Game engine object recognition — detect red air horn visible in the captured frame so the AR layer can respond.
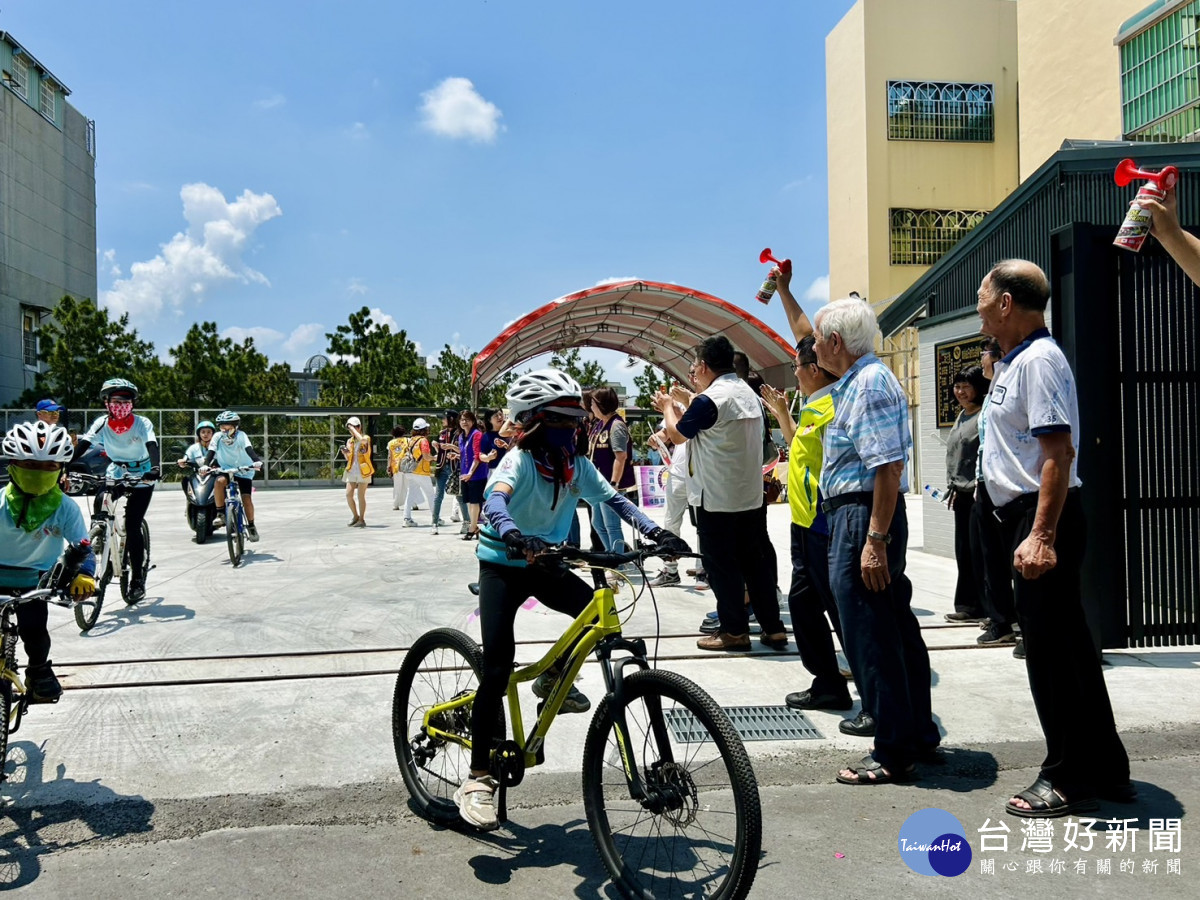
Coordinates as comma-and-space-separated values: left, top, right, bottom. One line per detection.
1114, 158, 1180, 253
755, 248, 792, 304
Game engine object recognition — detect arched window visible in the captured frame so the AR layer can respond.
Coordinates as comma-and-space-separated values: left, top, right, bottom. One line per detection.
887, 81, 994, 141
890, 208, 989, 265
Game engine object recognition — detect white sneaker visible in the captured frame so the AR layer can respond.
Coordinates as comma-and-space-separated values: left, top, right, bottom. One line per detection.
431, 525, 439, 536
453, 775, 500, 830
436, 518, 449, 527
451, 512, 462, 523
402, 518, 418, 527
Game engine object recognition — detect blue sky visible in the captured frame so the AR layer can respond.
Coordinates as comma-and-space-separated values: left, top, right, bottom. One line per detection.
5, 0, 855, 383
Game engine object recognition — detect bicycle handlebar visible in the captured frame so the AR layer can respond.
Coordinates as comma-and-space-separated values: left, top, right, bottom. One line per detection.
513, 542, 702, 567
0, 541, 91, 610
69, 472, 153, 488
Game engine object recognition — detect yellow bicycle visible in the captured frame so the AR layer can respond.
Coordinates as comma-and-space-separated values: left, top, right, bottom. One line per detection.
392, 544, 762, 899
1, 542, 90, 779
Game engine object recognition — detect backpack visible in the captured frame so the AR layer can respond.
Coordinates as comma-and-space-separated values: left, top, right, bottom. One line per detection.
399, 439, 421, 474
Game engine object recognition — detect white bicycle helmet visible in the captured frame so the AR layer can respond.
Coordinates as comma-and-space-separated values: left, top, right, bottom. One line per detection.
506, 369, 586, 423
3, 420, 74, 463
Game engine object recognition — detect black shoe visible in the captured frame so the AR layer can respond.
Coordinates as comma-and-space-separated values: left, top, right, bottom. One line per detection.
127, 578, 146, 603
25, 661, 62, 704
838, 710, 876, 736
247, 523, 260, 543
1013, 638, 1026, 659
699, 618, 721, 634
785, 689, 853, 711
945, 611, 986, 623
978, 623, 1017, 645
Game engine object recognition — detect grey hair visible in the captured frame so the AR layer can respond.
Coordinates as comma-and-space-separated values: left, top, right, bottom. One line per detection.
814, 297, 880, 356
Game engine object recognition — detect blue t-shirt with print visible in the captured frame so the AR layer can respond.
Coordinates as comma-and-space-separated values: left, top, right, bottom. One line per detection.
477, 452, 615, 567
207, 430, 257, 478
84, 415, 157, 479
0, 491, 92, 588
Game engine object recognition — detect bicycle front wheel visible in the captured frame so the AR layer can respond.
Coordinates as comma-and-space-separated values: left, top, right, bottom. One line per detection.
0, 636, 15, 775
392, 627, 502, 826
583, 669, 762, 900
226, 502, 244, 567
75, 557, 113, 631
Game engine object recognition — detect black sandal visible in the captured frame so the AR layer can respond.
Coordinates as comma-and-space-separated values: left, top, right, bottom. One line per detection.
836, 755, 917, 786
1004, 777, 1099, 818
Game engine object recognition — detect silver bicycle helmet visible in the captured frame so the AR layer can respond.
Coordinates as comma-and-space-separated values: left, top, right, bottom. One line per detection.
99, 377, 139, 400
215, 410, 241, 425
506, 369, 586, 423
3, 421, 74, 463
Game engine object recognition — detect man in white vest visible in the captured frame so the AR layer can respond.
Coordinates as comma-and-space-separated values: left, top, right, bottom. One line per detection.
653, 336, 787, 651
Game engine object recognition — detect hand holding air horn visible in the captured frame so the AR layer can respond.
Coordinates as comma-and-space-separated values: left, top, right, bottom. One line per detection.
1114, 158, 1180, 252
755, 248, 792, 304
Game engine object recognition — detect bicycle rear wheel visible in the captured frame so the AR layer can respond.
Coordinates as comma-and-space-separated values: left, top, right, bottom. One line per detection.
582, 669, 761, 900
226, 499, 244, 567
392, 627, 502, 826
120, 521, 151, 604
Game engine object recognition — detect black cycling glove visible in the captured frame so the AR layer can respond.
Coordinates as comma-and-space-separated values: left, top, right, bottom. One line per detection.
503, 531, 550, 560
145, 466, 161, 482
648, 527, 691, 556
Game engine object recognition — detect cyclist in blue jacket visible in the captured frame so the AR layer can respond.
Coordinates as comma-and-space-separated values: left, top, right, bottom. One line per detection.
453, 369, 690, 831
70, 378, 159, 602
1, 421, 96, 702
200, 411, 263, 541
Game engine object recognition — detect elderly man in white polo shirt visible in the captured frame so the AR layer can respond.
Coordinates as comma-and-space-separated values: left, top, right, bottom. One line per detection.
977, 259, 1133, 820
654, 335, 787, 652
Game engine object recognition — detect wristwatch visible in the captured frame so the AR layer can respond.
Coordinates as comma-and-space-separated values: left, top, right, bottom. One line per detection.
867, 530, 892, 544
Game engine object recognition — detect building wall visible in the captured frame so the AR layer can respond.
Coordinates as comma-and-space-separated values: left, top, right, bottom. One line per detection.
1017, 0, 1144, 180
827, 0, 1019, 305
0, 51, 96, 405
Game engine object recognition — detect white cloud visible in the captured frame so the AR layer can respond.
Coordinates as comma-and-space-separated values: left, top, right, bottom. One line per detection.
803, 274, 830, 303
347, 278, 368, 296
254, 93, 286, 110
101, 248, 122, 278
368, 307, 398, 331
594, 276, 638, 286
222, 325, 284, 345
283, 323, 325, 357
419, 77, 503, 143
101, 183, 282, 321
346, 122, 370, 141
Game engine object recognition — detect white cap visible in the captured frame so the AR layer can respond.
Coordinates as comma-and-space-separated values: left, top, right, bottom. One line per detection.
346, 416, 362, 428
412, 417, 429, 430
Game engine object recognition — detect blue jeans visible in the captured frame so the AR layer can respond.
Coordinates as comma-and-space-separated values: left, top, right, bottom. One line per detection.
592, 498, 628, 553
828, 496, 938, 770
432, 466, 465, 522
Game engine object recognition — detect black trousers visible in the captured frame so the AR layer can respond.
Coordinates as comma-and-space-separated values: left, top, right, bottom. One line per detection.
470, 561, 594, 773
951, 490, 986, 616
997, 490, 1129, 796
16, 600, 50, 668
828, 497, 938, 769
787, 523, 847, 697
94, 485, 154, 580
972, 486, 1016, 629
695, 505, 783, 636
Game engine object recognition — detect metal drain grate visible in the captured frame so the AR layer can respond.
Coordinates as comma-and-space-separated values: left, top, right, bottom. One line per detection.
665, 705, 823, 743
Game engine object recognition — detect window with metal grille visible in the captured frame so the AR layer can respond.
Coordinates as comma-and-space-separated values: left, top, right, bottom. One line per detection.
890, 208, 988, 266
39, 78, 55, 120
887, 81, 994, 142
11, 55, 28, 99
21, 309, 39, 369
1119, 3, 1200, 140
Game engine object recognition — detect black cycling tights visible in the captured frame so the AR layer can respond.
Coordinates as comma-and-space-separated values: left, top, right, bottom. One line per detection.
93, 485, 155, 581
470, 560, 594, 773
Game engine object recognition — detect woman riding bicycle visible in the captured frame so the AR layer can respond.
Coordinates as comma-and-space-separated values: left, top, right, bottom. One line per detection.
1, 421, 96, 702
70, 378, 159, 603
200, 411, 263, 542
454, 368, 689, 831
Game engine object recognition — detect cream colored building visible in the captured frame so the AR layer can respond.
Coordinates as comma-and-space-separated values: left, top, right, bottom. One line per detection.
826, 0, 1019, 309
1017, 0, 1145, 180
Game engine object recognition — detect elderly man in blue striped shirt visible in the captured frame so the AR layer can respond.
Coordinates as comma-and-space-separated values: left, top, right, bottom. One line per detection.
814, 297, 939, 786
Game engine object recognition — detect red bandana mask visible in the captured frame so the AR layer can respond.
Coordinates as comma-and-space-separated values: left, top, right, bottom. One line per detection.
106, 399, 135, 434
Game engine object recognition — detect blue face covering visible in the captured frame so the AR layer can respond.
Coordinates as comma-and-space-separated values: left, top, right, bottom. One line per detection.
545, 428, 577, 452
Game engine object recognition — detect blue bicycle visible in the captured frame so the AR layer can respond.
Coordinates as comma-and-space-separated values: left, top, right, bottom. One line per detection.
210, 466, 255, 567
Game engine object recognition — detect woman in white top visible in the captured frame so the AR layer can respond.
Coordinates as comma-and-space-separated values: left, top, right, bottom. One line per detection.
342, 417, 373, 527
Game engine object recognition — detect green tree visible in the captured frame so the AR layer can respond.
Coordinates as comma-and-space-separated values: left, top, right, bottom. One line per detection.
316, 307, 429, 407
18, 296, 158, 410
632, 363, 672, 408
549, 347, 606, 387
165, 322, 297, 407
428, 344, 515, 412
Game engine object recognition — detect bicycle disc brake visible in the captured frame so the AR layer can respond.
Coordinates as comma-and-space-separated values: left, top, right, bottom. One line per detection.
647, 760, 699, 827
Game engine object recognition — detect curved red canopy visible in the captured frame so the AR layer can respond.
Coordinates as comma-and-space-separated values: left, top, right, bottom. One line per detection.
471, 280, 797, 396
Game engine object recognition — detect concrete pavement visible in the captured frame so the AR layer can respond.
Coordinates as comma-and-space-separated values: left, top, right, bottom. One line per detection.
2, 486, 1198, 896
